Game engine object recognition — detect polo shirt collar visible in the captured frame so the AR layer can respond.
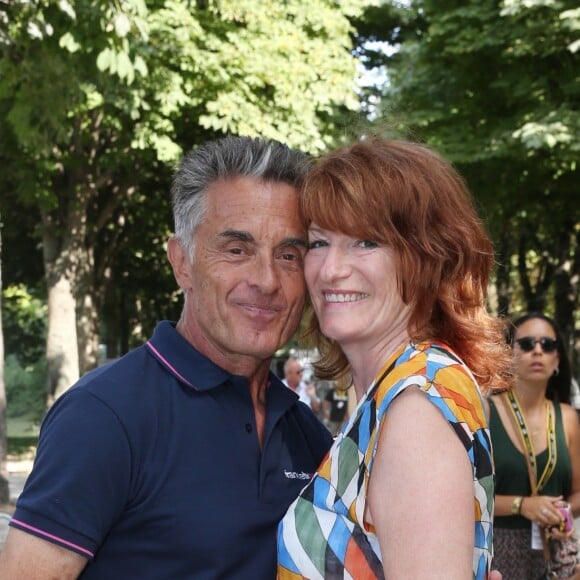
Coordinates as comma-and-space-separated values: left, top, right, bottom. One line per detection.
146, 321, 231, 391
145, 322, 297, 407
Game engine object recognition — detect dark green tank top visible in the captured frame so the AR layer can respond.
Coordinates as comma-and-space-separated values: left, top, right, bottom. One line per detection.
489, 397, 572, 529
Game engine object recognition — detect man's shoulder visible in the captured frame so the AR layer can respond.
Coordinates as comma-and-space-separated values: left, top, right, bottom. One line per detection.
42, 346, 163, 429
72, 345, 153, 396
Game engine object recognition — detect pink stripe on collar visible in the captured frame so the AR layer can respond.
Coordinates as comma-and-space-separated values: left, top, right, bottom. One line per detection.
146, 341, 195, 388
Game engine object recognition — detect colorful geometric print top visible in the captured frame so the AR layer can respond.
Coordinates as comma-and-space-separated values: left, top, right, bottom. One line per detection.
277, 341, 494, 580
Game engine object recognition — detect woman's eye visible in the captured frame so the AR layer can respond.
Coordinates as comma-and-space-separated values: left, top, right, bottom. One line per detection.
308, 239, 327, 250
357, 240, 378, 249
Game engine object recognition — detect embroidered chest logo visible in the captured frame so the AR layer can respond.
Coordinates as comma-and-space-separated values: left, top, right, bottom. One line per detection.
283, 470, 312, 480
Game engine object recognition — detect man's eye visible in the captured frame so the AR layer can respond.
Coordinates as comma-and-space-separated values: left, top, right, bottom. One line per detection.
279, 248, 304, 262
228, 247, 245, 255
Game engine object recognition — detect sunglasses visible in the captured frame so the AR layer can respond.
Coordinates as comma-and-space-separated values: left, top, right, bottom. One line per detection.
514, 336, 558, 353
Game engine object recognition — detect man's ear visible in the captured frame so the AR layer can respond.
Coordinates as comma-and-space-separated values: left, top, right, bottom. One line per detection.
167, 236, 192, 290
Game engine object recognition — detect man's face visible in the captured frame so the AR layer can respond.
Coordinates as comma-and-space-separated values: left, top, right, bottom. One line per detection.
169, 176, 307, 371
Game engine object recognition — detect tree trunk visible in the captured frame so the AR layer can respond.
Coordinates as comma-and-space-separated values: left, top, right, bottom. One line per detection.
554, 268, 575, 359
495, 227, 513, 317
42, 212, 80, 405
102, 279, 121, 361
0, 215, 11, 504
553, 228, 579, 364
76, 245, 100, 376
45, 274, 80, 405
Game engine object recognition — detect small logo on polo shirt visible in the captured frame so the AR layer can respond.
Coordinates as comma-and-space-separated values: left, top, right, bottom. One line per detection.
284, 470, 312, 480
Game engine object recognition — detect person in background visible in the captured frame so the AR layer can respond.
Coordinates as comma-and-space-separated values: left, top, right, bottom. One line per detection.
283, 357, 321, 413
0, 136, 333, 579
277, 137, 511, 579
323, 384, 350, 436
489, 312, 580, 579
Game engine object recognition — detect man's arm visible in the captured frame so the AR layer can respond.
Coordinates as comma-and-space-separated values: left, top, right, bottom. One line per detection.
4, 389, 133, 575
0, 527, 88, 579
322, 398, 331, 422
305, 382, 321, 413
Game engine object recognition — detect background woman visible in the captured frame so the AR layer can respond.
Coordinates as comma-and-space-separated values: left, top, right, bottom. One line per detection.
277, 137, 511, 579
489, 312, 580, 578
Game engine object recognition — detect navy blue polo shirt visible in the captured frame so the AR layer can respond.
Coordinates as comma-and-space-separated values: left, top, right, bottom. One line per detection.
11, 321, 332, 579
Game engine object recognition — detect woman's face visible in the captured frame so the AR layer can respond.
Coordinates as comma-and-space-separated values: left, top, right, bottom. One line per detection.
513, 318, 560, 386
304, 224, 411, 350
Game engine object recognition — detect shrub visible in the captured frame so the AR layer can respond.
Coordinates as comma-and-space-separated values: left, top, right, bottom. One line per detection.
4, 354, 46, 421
3, 284, 46, 366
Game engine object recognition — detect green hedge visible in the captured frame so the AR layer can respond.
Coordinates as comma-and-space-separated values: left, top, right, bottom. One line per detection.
7, 437, 37, 457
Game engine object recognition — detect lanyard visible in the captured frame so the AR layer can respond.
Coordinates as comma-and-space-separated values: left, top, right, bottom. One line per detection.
505, 390, 557, 492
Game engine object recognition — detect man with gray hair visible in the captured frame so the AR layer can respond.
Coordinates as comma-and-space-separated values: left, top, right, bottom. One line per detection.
283, 357, 321, 413
0, 136, 332, 579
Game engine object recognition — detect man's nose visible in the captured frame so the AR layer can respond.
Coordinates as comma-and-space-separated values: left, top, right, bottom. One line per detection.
252, 254, 282, 293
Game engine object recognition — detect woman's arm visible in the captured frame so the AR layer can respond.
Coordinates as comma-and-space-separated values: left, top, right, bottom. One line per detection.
367, 387, 474, 579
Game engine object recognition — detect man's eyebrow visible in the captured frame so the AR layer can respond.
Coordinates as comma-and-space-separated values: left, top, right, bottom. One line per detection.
219, 230, 307, 249
281, 237, 308, 249
219, 229, 254, 242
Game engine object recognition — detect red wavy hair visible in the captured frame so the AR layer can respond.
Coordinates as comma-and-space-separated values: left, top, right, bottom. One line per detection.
301, 137, 511, 392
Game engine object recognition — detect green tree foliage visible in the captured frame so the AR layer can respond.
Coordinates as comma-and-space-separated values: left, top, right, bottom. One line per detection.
360, 0, 579, 350
4, 355, 46, 420
2, 285, 47, 366
0, 0, 370, 402
0, 215, 8, 503
1, 285, 47, 421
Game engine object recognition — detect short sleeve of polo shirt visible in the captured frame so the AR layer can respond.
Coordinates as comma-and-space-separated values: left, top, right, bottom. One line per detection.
10, 388, 132, 558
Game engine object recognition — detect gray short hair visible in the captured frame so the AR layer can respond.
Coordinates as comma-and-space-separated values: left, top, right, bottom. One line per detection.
171, 135, 310, 257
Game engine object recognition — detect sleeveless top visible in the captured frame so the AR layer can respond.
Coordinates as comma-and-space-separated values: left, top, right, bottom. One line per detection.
277, 341, 494, 580
489, 397, 572, 529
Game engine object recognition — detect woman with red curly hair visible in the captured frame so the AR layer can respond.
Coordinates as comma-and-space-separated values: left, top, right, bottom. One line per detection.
277, 137, 511, 579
